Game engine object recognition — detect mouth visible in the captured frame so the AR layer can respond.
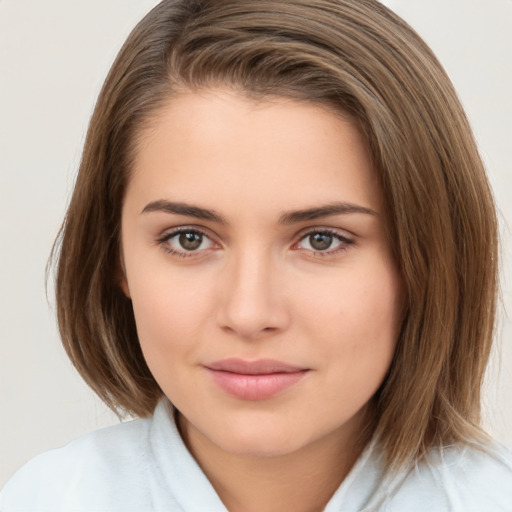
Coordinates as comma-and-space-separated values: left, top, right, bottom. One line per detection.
204, 358, 310, 400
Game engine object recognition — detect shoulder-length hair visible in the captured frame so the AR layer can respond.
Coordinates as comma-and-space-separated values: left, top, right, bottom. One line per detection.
53, 0, 498, 470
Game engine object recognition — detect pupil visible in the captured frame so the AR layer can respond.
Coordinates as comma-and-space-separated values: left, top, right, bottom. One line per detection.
310, 233, 332, 251
179, 232, 202, 250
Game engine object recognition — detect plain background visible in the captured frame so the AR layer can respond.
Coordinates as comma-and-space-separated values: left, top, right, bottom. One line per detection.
1, 0, 511, 488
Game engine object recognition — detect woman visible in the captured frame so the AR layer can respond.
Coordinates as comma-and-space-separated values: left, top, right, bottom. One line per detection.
2, 0, 511, 510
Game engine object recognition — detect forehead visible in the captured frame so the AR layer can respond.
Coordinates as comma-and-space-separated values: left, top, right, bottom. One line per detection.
126, 89, 382, 219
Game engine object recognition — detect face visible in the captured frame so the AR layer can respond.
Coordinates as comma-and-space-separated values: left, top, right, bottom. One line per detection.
121, 89, 402, 458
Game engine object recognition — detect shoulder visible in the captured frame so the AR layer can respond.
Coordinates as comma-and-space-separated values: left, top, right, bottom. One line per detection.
0, 417, 153, 512
385, 442, 512, 512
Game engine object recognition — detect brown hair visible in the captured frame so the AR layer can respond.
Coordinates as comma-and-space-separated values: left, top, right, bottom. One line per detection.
52, 0, 498, 470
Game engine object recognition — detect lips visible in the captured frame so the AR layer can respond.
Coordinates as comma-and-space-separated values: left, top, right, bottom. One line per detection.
204, 358, 309, 400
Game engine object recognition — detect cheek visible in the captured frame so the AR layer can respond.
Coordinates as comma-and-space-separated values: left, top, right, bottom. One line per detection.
301, 262, 400, 330
128, 267, 215, 360
295, 258, 402, 372
314, 273, 400, 414
128, 271, 214, 402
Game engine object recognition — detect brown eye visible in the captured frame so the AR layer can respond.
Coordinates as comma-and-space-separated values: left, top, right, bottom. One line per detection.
160, 229, 215, 255
179, 232, 203, 251
296, 230, 353, 254
309, 233, 333, 251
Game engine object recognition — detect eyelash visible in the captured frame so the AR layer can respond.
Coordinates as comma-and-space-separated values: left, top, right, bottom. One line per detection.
295, 228, 354, 257
156, 227, 354, 258
156, 227, 215, 258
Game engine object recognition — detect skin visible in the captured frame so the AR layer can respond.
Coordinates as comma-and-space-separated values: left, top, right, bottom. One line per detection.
120, 89, 403, 512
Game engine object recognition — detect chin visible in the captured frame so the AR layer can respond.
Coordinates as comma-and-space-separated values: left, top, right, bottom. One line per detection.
217, 432, 306, 458
184, 413, 302, 458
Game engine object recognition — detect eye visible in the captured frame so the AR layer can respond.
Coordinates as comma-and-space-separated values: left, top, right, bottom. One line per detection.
158, 228, 216, 256
296, 229, 353, 254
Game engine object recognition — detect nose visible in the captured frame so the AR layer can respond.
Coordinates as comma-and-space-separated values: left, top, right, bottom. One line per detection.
216, 250, 290, 340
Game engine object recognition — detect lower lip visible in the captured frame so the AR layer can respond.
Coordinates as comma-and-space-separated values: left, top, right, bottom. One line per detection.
206, 369, 308, 400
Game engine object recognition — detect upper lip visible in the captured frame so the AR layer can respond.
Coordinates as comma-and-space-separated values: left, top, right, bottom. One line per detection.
205, 358, 308, 375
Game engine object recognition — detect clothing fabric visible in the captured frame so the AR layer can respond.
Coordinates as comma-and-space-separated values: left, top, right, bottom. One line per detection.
1, 398, 511, 511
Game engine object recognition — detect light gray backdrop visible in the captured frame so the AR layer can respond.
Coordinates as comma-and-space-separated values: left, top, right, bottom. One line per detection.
1, 0, 511, 487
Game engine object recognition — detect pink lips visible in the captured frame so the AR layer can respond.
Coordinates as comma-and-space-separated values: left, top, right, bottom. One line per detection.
205, 358, 309, 400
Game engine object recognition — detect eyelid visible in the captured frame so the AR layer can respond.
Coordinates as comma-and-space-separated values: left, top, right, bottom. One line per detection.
296, 225, 355, 243
297, 225, 355, 238
156, 225, 221, 257
293, 226, 355, 255
155, 224, 354, 258
157, 225, 210, 241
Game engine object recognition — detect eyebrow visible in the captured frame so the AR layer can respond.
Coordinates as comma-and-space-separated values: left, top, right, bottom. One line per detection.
141, 200, 227, 224
278, 202, 377, 224
141, 200, 377, 224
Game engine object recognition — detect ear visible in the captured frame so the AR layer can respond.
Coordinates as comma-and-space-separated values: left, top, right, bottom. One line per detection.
118, 251, 131, 299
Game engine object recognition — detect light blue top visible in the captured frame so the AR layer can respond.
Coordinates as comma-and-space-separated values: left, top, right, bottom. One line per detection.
1, 398, 511, 511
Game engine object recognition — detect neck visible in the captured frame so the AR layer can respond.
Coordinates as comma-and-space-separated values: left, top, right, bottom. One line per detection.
178, 411, 370, 512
